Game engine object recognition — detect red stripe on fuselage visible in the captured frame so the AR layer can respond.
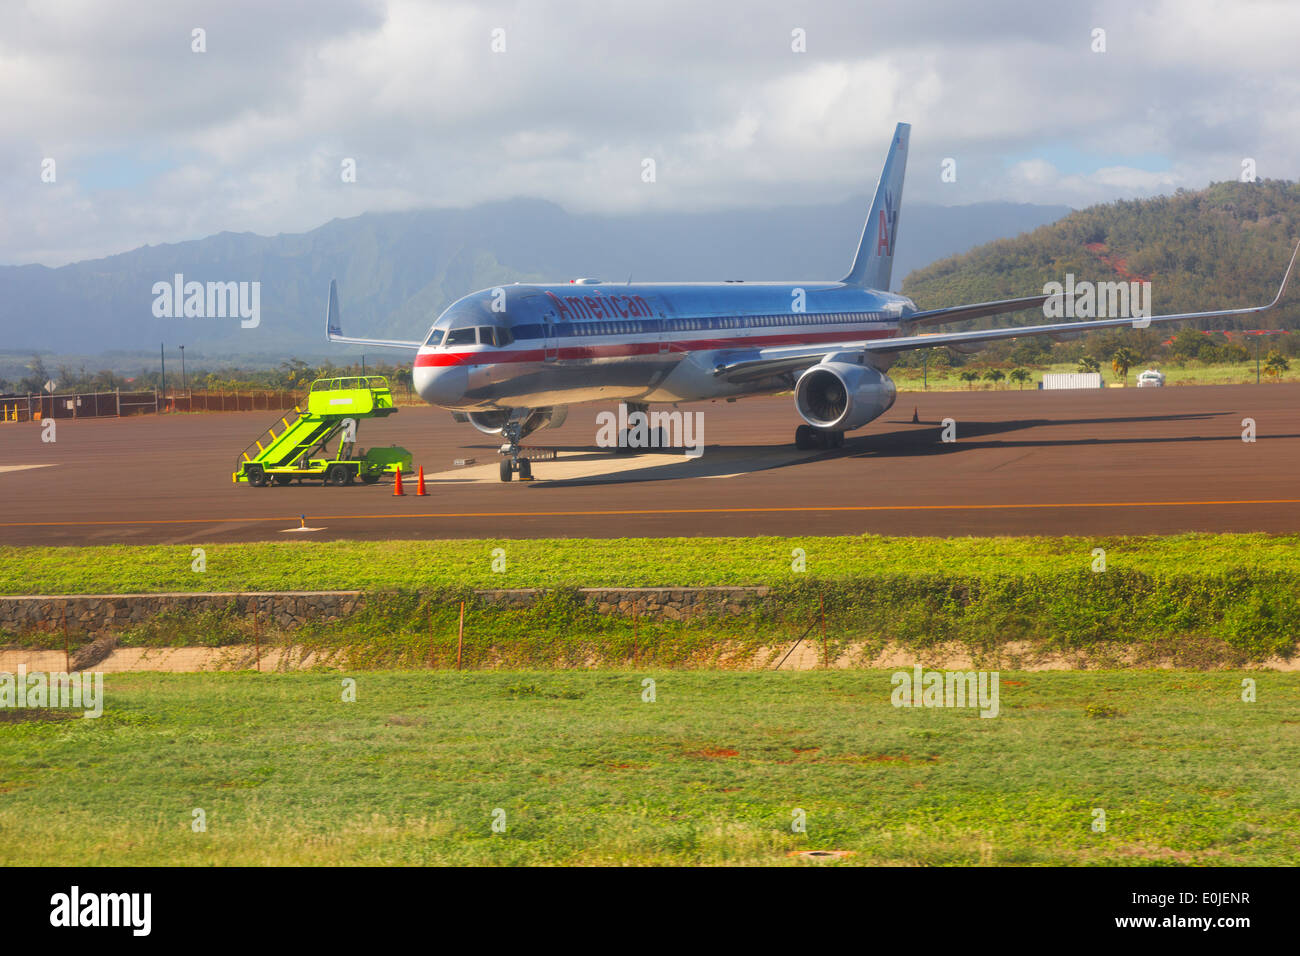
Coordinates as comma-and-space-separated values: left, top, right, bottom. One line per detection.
413, 327, 898, 367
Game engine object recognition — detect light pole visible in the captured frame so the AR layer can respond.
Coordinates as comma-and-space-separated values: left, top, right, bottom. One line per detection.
179, 345, 186, 393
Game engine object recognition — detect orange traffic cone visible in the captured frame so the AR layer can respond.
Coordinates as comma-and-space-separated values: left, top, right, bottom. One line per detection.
393, 465, 405, 496
416, 466, 428, 496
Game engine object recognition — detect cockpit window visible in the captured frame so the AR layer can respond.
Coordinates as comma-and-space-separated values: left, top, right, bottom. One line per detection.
444, 327, 477, 347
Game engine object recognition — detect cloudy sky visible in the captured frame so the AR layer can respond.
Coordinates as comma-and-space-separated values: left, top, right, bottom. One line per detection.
3, 0, 1298, 266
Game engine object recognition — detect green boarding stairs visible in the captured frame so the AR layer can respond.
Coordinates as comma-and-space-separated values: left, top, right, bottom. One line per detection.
232, 376, 413, 487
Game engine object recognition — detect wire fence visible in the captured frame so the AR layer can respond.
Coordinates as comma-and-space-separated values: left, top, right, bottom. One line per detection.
0, 388, 304, 423
165, 390, 302, 413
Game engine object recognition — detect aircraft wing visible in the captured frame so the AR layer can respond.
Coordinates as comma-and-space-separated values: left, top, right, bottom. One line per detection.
713, 240, 1299, 383
325, 279, 424, 350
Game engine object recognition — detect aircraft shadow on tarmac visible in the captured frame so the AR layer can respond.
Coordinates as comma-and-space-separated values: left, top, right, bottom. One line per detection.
859, 411, 1300, 457
456, 442, 809, 486
454, 411, 1297, 486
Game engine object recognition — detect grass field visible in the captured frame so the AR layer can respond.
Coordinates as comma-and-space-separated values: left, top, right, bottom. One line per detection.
891, 360, 1290, 391
0, 670, 1295, 865
4, 532, 1298, 594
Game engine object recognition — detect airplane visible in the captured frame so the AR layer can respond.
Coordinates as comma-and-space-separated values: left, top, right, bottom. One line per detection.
327, 122, 1299, 482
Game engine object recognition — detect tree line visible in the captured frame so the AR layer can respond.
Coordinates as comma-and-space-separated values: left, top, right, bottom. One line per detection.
0, 356, 414, 397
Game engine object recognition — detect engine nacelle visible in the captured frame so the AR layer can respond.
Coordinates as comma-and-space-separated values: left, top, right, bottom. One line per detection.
466, 406, 568, 438
466, 410, 509, 435
794, 362, 896, 431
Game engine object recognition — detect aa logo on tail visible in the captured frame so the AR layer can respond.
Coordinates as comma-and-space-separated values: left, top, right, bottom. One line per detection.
876, 189, 898, 257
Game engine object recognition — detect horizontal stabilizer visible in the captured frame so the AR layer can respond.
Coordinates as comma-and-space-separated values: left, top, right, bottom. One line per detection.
325, 279, 424, 350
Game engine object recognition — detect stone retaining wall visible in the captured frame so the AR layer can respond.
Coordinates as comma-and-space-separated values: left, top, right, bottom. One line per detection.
479, 587, 770, 619
0, 591, 365, 636
0, 587, 771, 637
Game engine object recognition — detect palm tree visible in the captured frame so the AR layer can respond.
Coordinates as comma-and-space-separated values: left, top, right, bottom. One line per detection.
1111, 346, 1141, 384
1077, 355, 1101, 375
278, 358, 315, 390
959, 370, 979, 389
1009, 368, 1031, 389
983, 368, 1006, 388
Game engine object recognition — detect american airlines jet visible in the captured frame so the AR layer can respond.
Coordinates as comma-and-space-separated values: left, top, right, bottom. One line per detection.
328, 123, 1298, 481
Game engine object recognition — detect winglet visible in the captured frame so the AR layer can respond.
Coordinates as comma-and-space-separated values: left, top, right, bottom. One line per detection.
843, 122, 910, 290
1266, 240, 1300, 309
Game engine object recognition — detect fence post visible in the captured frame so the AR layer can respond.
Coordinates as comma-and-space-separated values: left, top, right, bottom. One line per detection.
456, 601, 465, 670
820, 592, 827, 668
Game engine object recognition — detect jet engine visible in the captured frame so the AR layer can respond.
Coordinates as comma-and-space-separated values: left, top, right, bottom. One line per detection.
794, 362, 896, 431
466, 406, 568, 438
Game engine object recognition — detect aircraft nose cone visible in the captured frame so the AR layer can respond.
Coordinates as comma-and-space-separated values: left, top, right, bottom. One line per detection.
414, 364, 467, 407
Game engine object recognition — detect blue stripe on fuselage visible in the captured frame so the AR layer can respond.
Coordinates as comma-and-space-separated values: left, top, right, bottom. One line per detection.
510, 310, 894, 341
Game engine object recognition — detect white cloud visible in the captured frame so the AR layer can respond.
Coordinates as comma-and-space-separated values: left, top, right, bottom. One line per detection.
0, 0, 1296, 265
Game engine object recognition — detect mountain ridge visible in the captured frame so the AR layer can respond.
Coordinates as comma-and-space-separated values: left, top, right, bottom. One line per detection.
1, 197, 1069, 358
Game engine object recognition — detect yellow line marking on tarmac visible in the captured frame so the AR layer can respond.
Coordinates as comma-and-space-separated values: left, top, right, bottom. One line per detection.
2, 498, 1299, 528
0, 464, 55, 474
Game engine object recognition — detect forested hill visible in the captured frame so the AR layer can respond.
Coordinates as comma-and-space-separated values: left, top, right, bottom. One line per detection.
901, 180, 1300, 329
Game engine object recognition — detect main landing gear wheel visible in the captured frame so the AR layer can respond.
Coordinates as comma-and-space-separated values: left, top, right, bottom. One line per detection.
500, 459, 513, 482
518, 459, 533, 481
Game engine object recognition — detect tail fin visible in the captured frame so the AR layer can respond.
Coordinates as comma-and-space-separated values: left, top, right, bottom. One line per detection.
842, 122, 910, 290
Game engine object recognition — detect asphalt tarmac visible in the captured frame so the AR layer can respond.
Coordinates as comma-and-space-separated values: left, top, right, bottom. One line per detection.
1, 383, 1297, 545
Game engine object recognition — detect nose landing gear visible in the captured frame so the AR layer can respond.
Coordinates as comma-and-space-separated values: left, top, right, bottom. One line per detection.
499, 457, 532, 482
498, 421, 534, 482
